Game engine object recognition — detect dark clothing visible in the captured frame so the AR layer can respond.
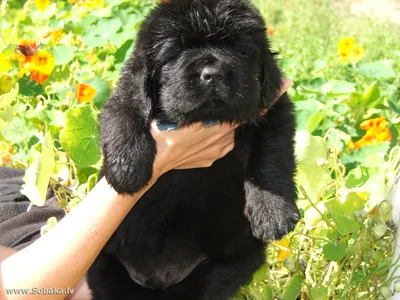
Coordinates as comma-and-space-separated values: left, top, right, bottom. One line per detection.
0, 167, 65, 250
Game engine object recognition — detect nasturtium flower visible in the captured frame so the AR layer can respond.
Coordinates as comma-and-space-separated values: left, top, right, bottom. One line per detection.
68, 0, 104, 8
360, 116, 389, 130
0, 53, 12, 72
29, 50, 56, 84
348, 116, 392, 150
35, 0, 51, 10
338, 37, 365, 63
351, 45, 366, 62
0, 75, 13, 93
75, 84, 97, 103
338, 37, 356, 54
43, 29, 65, 45
276, 238, 292, 261
267, 26, 275, 36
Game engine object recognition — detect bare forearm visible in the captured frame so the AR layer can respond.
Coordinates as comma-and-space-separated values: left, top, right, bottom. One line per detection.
0, 177, 157, 300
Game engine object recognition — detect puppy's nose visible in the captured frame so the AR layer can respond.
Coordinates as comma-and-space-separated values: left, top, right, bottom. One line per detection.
200, 67, 224, 84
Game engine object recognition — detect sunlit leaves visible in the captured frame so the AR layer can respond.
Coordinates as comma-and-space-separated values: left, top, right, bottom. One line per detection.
60, 105, 101, 167
356, 60, 396, 78
325, 193, 365, 235
83, 17, 122, 46
21, 132, 55, 206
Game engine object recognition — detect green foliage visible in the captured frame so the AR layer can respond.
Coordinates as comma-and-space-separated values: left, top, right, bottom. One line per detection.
60, 105, 101, 168
0, 0, 399, 299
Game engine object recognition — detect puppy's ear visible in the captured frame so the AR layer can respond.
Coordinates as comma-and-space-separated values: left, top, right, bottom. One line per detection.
259, 46, 282, 109
100, 54, 157, 194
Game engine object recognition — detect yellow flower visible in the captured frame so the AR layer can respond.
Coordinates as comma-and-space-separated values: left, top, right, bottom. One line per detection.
75, 84, 97, 103
348, 116, 392, 150
43, 29, 65, 45
351, 45, 365, 62
29, 50, 56, 84
338, 37, 356, 54
276, 238, 292, 261
338, 37, 365, 63
35, 0, 51, 10
0, 53, 12, 72
0, 75, 13, 93
69, 0, 104, 8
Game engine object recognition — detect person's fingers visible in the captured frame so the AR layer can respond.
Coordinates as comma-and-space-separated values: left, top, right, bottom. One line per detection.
175, 142, 235, 169
174, 133, 235, 169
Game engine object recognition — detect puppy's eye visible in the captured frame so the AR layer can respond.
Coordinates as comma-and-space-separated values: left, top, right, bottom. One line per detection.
237, 49, 249, 57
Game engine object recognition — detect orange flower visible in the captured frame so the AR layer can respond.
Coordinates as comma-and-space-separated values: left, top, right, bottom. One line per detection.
360, 116, 389, 130
267, 26, 275, 36
348, 116, 392, 150
75, 84, 96, 103
29, 50, 56, 84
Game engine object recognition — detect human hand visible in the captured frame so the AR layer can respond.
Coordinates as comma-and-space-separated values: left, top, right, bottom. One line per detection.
150, 79, 293, 178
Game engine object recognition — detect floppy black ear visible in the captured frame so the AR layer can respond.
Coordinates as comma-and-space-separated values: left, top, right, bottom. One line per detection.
259, 44, 282, 109
100, 53, 157, 194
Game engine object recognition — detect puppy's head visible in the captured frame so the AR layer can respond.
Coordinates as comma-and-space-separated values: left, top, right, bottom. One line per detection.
135, 0, 282, 125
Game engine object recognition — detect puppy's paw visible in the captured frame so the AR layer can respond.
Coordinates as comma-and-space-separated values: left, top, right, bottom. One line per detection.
104, 155, 154, 195
101, 131, 157, 195
244, 184, 300, 241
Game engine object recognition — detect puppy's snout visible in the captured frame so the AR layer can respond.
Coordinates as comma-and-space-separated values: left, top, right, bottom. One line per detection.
200, 66, 224, 84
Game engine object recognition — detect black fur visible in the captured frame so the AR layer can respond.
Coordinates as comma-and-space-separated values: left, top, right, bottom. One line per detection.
88, 0, 300, 299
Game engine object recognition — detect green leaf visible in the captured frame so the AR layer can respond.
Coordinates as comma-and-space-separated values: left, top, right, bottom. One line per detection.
310, 286, 329, 299
0, 83, 18, 109
322, 80, 356, 95
0, 106, 13, 130
325, 193, 365, 235
21, 132, 55, 206
263, 286, 273, 300
388, 100, 400, 113
348, 92, 363, 107
323, 241, 346, 261
60, 105, 101, 167
51, 46, 77, 65
251, 263, 268, 283
295, 131, 332, 189
83, 17, 122, 47
357, 60, 395, 78
2, 117, 36, 144
283, 275, 302, 300
115, 39, 134, 64
18, 76, 44, 96
307, 112, 324, 133
304, 202, 326, 226
85, 77, 111, 109
40, 216, 58, 235
363, 83, 380, 105
345, 165, 369, 188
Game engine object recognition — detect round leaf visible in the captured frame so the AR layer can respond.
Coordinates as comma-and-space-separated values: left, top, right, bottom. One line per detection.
60, 105, 101, 167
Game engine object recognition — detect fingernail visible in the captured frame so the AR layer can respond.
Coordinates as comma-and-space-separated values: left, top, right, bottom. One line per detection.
157, 121, 179, 131
204, 120, 220, 127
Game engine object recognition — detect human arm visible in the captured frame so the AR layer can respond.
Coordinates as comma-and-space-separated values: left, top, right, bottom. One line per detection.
0, 79, 293, 300
0, 121, 239, 300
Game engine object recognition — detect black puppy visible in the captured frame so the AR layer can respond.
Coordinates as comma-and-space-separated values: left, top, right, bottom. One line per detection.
88, 0, 300, 299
